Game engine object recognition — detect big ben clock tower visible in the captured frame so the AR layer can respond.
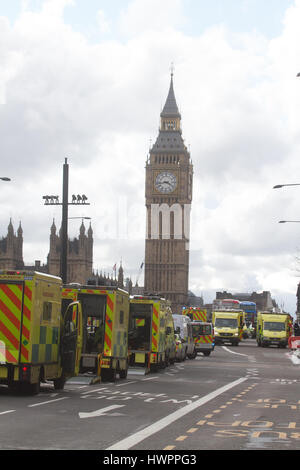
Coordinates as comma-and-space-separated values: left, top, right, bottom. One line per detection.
144, 71, 193, 313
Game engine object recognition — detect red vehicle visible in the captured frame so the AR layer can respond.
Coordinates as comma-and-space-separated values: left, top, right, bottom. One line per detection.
213, 299, 240, 310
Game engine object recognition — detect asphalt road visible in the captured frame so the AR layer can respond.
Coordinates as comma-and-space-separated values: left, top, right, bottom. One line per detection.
1, 338, 299, 453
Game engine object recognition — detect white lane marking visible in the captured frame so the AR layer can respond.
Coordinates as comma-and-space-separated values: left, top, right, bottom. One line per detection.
81, 387, 108, 395
222, 346, 248, 357
0, 410, 15, 415
28, 397, 69, 408
79, 404, 125, 419
106, 377, 247, 450
116, 381, 137, 387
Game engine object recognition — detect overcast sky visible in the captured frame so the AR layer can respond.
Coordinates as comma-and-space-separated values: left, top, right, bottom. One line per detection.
1, 0, 300, 315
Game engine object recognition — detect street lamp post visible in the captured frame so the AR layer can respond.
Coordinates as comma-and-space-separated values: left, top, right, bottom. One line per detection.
61, 159, 69, 285
43, 158, 90, 284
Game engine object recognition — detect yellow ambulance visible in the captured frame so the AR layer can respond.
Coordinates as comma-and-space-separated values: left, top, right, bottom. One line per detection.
128, 296, 176, 372
62, 285, 129, 382
212, 310, 245, 346
0, 271, 82, 394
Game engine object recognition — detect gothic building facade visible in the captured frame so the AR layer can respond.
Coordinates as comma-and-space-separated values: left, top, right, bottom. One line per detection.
0, 219, 24, 270
48, 219, 93, 284
144, 73, 193, 313
0, 219, 93, 284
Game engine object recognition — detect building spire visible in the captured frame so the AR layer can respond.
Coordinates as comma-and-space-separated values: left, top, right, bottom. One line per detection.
7, 218, 14, 237
17, 221, 23, 237
170, 61, 174, 78
161, 65, 180, 119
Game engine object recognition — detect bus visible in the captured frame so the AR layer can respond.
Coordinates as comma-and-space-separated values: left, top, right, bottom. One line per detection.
213, 298, 241, 311
240, 301, 257, 337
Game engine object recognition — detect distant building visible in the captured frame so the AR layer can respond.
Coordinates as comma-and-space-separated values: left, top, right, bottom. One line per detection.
48, 219, 93, 284
0, 220, 140, 294
216, 291, 278, 312
296, 283, 300, 321
88, 265, 128, 290
186, 291, 204, 308
0, 219, 93, 285
87, 272, 118, 288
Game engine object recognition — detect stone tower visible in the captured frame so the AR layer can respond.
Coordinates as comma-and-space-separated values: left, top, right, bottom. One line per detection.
144, 72, 193, 313
118, 262, 124, 288
0, 220, 24, 270
48, 219, 93, 284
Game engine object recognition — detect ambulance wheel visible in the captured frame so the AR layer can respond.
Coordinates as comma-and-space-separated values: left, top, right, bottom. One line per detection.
188, 351, 197, 359
53, 375, 66, 390
20, 380, 40, 395
158, 354, 167, 368
165, 352, 170, 367
119, 368, 128, 379
110, 369, 117, 382
102, 368, 116, 382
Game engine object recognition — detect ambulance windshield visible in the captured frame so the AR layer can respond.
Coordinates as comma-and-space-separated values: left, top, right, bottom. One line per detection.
264, 321, 285, 332
215, 318, 238, 328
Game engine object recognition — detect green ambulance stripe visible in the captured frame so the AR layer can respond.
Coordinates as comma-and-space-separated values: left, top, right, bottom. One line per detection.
32, 326, 59, 363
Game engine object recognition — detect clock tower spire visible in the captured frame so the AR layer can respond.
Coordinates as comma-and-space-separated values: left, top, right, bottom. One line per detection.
144, 71, 193, 313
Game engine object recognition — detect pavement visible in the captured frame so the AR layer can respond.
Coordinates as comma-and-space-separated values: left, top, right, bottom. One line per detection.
66, 375, 96, 385
287, 348, 300, 365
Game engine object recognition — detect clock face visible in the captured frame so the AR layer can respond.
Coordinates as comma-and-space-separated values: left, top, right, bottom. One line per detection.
155, 171, 177, 193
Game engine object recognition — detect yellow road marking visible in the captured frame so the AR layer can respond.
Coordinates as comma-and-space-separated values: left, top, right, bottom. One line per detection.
176, 435, 187, 441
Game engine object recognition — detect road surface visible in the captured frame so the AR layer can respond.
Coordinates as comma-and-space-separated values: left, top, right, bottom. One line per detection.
0, 338, 299, 453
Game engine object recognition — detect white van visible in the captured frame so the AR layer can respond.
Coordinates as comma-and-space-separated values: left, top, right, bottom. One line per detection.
172, 314, 196, 359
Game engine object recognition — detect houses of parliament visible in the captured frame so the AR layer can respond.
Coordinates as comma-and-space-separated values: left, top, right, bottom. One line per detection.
0, 73, 200, 310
